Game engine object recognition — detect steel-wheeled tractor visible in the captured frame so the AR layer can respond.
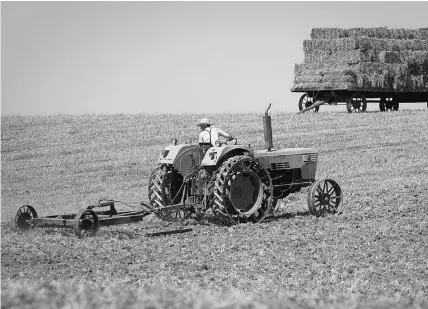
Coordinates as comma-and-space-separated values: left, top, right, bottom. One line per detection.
148, 104, 342, 225
13, 104, 342, 237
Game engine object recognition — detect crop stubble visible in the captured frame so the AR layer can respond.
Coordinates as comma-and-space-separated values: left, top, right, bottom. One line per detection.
1, 110, 428, 306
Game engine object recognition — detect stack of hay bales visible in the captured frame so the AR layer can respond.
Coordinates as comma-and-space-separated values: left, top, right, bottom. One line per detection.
292, 27, 428, 92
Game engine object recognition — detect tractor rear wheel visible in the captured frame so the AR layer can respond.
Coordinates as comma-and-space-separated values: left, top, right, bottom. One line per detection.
307, 179, 342, 216
147, 164, 161, 210
211, 155, 273, 225
148, 164, 191, 222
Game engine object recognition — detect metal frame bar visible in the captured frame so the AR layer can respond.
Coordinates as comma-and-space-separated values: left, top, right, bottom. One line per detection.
25, 203, 192, 229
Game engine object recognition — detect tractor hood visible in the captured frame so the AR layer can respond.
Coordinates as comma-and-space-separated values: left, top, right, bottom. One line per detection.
255, 148, 318, 157
255, 148, 319, 171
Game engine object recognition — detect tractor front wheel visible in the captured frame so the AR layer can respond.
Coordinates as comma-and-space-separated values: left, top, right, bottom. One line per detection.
307, 179, 342, 216
211, 155, 273, 225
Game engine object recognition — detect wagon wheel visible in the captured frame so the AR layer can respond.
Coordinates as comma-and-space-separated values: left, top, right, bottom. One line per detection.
307, 179, 342, 216
392, 96, 399, 111
346, 92, 367, 113
379, 97, 387, 111
73, 209, 99, 238
14, 205, 38, 231
299, 93, 319, 113
380, 97, 399, 111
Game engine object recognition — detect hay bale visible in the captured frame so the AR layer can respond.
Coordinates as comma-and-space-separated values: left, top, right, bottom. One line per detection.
291, 82, 353, 91
304, 38, 428, 53
311, 27, 428, 40
293, 27, 428, 92
303, 49, 378, 64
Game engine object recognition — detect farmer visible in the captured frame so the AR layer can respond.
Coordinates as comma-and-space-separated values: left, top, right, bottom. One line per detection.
197, 118, 233, 151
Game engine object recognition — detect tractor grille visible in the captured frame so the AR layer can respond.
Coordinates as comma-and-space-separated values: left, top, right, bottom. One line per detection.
270, 162, 291, 170
302, 153, 317, 163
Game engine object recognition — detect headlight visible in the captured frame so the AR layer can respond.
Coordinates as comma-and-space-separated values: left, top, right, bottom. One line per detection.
171, 138, 178, 145
162, 150, 170, 158
215, 140, 222, 147
209, 151, 217, 160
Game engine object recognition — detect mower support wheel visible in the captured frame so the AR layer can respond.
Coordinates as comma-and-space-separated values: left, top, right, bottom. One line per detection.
307, 179, 342, 216
14, 205, 38, 231
73, 209, 100, 238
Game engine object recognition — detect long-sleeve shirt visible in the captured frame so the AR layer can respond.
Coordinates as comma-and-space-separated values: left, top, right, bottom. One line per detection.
199, 127, 230, 145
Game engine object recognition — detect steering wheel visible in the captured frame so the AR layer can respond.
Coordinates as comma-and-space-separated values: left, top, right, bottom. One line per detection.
225, 138, 238, 145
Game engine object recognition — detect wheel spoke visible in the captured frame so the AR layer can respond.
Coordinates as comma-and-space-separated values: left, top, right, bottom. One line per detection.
323, 181, 328, 194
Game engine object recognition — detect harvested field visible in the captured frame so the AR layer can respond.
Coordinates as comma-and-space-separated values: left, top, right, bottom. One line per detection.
1, 111, 428, 308
293, 27, 428, 92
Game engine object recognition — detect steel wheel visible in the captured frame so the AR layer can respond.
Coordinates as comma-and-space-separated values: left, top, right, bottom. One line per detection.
148, 164, 192, 222
14, 205, 38, 231
379, 97, 387, 111
392, 97, 399, 111
380, 97, 398, 111
347, 92, 367, 113
307, 179, 342, 216
73, 209, 99, 238
212, 155, 273, 225
299, 93, 319, 113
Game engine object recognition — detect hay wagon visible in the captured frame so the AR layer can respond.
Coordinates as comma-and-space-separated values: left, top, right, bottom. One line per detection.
293, 27, 428, 113
291, 87, 428, 113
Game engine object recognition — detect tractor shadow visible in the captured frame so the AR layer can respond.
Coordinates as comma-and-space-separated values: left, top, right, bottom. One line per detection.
264, 210, 312, 223
190, 209, 313, 227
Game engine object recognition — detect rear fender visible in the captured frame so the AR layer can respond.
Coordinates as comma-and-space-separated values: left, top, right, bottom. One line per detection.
159, 144, 204, 175
201, 145, 254, 166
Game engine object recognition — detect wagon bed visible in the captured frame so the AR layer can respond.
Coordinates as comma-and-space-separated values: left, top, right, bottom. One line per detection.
291, 86, 428, 113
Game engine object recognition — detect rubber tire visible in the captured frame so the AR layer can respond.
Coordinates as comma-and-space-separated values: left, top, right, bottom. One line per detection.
147, 164, 161, 210
211, 155, 273, 225
148, 165, 190, 222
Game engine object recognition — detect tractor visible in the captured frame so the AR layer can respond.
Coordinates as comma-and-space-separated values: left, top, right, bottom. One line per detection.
147, 104, 342, 225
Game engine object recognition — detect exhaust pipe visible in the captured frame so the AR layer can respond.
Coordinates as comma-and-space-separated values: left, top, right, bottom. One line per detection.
263, 103, 273, 151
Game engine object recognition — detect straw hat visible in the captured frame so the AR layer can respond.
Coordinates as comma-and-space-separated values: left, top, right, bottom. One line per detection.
196, 118, 212, 126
